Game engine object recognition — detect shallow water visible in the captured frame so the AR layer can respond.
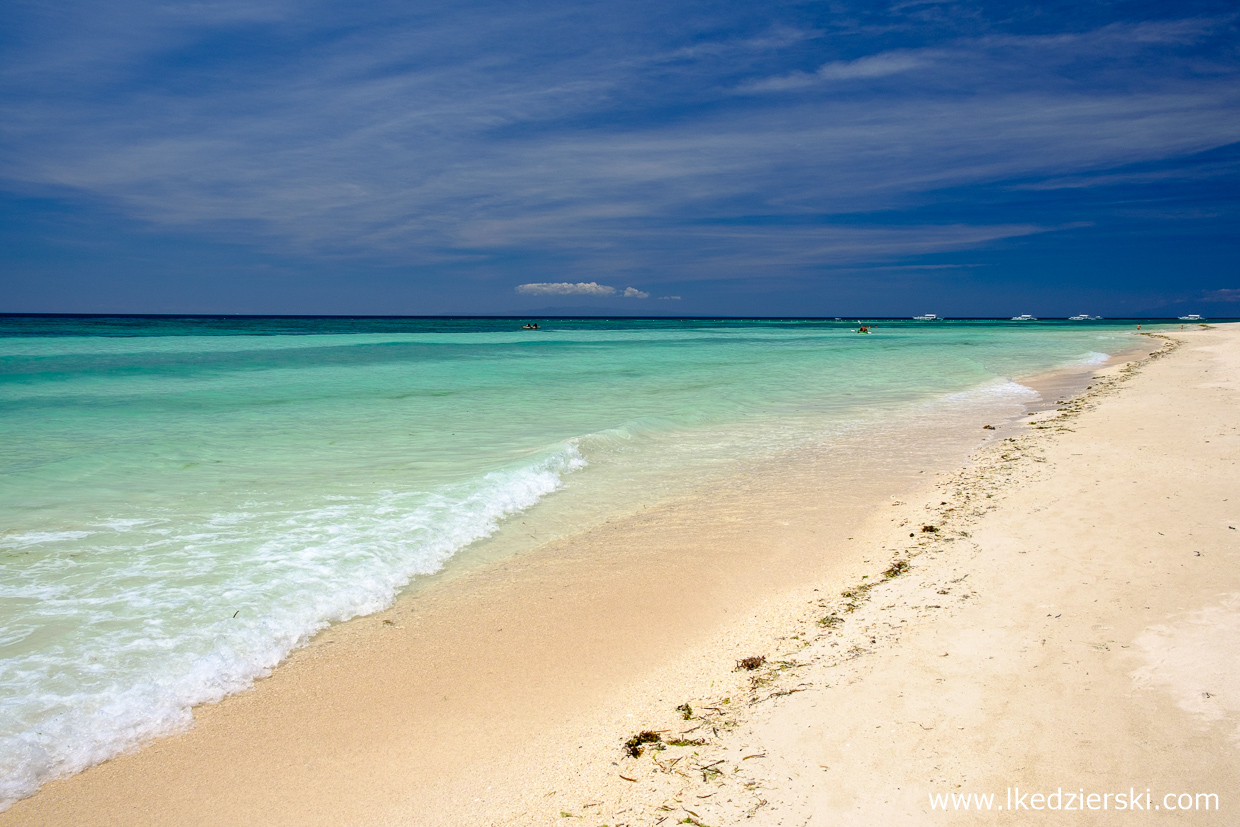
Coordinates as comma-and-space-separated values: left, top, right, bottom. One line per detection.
0, 316, 1147, 805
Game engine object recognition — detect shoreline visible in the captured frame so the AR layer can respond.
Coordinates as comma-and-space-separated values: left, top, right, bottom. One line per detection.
515, 325, 1240, 825
3, 330, 1194, 826
363, 340, 1137, 609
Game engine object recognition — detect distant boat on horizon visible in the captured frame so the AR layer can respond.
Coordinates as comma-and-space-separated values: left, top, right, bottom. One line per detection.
1011, 314, 1037, 321
1178, 314, 1204, 321
912, 313, 939, 321
1068, 314, 1102, 321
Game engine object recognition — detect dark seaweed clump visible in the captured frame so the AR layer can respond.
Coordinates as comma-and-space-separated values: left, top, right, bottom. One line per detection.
624, 730, 662, 758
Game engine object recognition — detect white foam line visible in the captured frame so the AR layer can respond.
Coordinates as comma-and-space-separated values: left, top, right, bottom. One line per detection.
0, 444, 585, 809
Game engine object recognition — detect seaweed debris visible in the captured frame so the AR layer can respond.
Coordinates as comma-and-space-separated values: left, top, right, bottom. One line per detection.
884, 560, 910, 579
624, 730, 663, 758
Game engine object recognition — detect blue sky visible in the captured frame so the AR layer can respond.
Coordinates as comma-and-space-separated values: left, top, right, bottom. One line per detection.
2, 0, 1238, 316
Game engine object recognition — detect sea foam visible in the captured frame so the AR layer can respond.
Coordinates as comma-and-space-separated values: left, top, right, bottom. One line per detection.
1073, 350, 1111, 367
0, 444, 584, 809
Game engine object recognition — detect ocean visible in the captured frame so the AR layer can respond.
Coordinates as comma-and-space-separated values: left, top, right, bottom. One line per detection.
0, 315, 1148, 806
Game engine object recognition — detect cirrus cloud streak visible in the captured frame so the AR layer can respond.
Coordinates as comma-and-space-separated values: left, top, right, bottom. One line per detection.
1, 1, 1237, 305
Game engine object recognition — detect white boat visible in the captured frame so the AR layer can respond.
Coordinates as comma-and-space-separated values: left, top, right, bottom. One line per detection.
1178, 314, 1204, 321
1011, 314, 1036, 321
913, 313, 938, 321
1068, 314, 1102, 321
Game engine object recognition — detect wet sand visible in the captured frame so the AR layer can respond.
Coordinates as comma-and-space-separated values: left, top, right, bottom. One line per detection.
502, 325, 1239, 826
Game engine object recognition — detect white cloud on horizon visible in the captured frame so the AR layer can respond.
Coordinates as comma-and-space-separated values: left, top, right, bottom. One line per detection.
515, 282, 649, 297
516, 281, 616, 296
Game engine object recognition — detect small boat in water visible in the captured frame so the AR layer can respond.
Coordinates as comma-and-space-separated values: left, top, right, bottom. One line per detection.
1011, 314, 1036, 321
1068, 314, 1102, 321
1178, 314, 1204, 321
913, 313, 938, 321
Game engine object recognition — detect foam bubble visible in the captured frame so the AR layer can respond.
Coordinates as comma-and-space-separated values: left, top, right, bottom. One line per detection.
939, 378, 1040, 405
0, 531, 93, 550
0, 444, 584, 809
1072, 350, 1110, 367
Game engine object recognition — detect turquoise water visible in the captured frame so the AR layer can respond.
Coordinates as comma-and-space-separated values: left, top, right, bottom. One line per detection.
0, 316, 1146, 805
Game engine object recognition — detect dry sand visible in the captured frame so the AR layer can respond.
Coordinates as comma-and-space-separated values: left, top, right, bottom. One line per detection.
6, 325, 1237, 826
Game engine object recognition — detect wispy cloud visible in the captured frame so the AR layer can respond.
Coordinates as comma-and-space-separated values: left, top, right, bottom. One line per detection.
734, 20, 1224, 95
739, 50, 924, 92
1, 3, 1237, 299
1013, 158, 1238, 190
568, 222, 1060, 281
1203, 288, 1240, 302
817, 52, 922, 80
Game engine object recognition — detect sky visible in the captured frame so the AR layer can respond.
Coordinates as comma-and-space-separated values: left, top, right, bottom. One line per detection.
1, 0, 1238, 317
